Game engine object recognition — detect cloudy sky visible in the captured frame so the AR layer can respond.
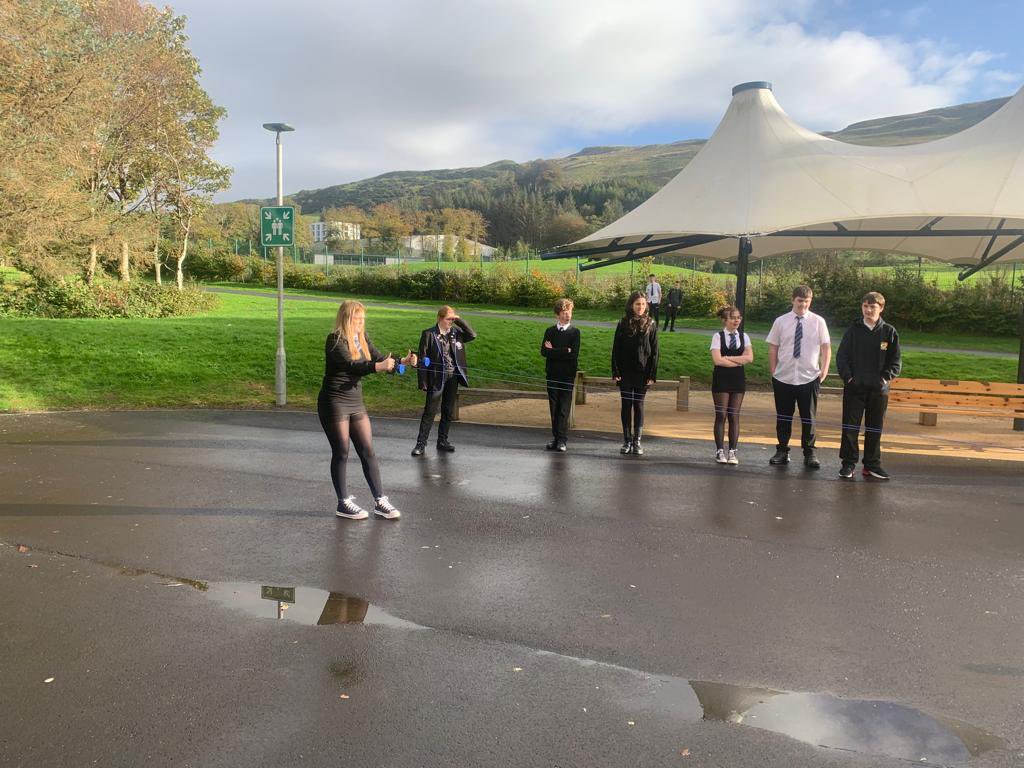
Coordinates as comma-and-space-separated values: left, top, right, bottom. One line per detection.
166, 0, 1024, 201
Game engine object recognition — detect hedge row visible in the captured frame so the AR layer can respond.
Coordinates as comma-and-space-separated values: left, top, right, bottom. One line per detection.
0, 275, 218, 318
190, 253, 1021, 335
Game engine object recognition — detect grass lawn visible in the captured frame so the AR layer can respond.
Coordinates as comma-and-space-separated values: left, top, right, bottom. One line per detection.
1, 292, 1018, 413
208, 283, 1021, 355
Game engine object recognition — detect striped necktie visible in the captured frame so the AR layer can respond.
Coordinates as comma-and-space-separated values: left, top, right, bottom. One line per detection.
729, 332, 737, 350
793, 316, 803, 359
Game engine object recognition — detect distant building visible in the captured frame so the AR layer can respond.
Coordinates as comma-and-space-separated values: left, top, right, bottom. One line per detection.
405, 234, 495, 258
310, 221, 361, 243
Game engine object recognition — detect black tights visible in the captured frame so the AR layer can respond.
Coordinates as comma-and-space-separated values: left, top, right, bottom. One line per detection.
317, 411, 383, 501
712, 392, 745, 450
619, 387, 646, 435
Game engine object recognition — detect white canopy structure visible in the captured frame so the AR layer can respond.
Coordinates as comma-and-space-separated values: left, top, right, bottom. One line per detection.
548, 81, 1024, 273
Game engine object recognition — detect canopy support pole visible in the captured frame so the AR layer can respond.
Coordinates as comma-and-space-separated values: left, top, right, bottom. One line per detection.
735, 237, 751, 319
1016, 304, 1024, 431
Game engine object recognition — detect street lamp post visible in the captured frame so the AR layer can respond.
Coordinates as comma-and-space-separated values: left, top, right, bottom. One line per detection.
263, 122, 295, 406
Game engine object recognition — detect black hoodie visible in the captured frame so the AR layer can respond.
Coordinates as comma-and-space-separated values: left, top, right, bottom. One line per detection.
836, 318, 902, 392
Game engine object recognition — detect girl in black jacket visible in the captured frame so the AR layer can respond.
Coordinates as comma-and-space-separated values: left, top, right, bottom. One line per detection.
318, 300, 416, 519
612, 291, 659, 455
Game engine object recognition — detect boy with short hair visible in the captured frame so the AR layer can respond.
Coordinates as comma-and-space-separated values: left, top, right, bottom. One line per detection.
645, 274, 662, 327
540, 298, 581, 452
663, 280, 682, 332
836, 291, 902, 480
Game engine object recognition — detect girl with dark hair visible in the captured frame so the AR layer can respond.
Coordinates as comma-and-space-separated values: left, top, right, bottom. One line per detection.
318, 300, 416, 520
710, 305, 753, 465
612, 291, 659, 455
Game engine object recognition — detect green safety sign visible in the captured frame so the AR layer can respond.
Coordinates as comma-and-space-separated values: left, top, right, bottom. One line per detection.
261, 585, 296, 603
260, 206, 294, 247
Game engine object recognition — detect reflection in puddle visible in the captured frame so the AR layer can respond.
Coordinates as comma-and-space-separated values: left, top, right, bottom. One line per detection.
646, 677, 1005, 763
203, 582, 426, 629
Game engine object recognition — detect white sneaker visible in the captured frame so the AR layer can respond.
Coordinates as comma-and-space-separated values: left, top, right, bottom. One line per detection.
715, 449, 728, 464
336, 496, 368, 520
727, 449, 739, 465
373, 496, 401, 520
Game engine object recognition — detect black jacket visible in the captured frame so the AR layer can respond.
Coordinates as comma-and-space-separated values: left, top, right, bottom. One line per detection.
836, 319, 902, 392
666, 288, 683, 307
540, 325, 581, 384
320, 332, 388, 395
417, 317, 477, 392
612, 318, 659, 388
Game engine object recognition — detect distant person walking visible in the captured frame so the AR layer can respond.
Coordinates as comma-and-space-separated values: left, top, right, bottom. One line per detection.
836, 292, 902, 481
317, 300, 415, 520
663, 280, 682, 332
645, 274, 662, 327
766, 285, 831, 468
540, 298, 581, 452
412, 305, 477, 456
710, 305, 753, 465
612, 291, 659, 456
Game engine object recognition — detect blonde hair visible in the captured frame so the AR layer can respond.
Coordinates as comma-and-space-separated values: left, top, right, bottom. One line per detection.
332, 300, 369, 360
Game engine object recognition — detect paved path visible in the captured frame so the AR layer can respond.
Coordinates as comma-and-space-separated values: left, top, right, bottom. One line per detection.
207, 287, 1019, 360
2, 411, 1021, 767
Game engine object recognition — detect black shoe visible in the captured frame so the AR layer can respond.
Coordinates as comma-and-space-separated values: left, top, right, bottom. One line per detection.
556, 441, 567, 452
804, 452, 820, 469
411, 444, 425, 457
546, 440, 558, 451
620, 433, 632, 455
436, 440, 455, 453
839, 463, 855, 480
632, 439, 644, 456
769, 448, 790, 465
864, 465, 890, 481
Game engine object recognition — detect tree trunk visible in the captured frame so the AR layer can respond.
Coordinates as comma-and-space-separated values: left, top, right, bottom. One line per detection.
86, 244, 98, 285
176, 228, 190, 291
119, 241, 130, 283
153, 239, 161, 285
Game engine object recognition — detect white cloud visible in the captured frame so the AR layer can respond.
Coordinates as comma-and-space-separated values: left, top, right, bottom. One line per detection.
167, 0, 1017, 200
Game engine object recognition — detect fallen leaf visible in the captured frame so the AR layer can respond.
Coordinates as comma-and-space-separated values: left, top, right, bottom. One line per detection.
680, 748, 691, 757
339, 693, 350, 700
627, 720, 635, 726
600, 614, 612, 619
512, 667, 523, 672
44, 677, 54, 683
17, 544, 29, 553
28, 564, 39, 568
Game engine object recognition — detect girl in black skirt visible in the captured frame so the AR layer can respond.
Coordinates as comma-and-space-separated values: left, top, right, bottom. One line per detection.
612, 291, 659, 455
710, 305, 753, 465
318, 300, 416, 520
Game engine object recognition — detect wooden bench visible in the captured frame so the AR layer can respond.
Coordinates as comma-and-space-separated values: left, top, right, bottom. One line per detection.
887, 378, 1024, 428
577, 373, 691, 412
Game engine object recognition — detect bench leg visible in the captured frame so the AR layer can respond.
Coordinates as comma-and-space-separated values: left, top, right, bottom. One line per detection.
676, 376, 690, 412
918, 411, 937, 426
575, 371, 586, 405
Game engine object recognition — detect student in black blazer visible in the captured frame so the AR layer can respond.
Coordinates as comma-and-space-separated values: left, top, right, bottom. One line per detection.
540, 298, 581, 452
412, 305, 477, 456
612, 291, 659, 455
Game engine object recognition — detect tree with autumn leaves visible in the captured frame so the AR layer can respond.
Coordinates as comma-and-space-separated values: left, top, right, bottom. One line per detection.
0, 0, 229, 289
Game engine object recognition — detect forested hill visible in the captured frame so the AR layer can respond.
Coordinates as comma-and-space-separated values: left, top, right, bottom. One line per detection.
282, 96, 1009, 214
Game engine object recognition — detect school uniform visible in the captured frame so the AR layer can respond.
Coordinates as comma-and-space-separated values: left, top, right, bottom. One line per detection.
612, 318, 659, 448
710, 330, 750, 393
645, 281, 662, 326
663, 287, 682, 331
415, 317, 477, 448
540, 323, 581, 445
765, 310, 830, 456
836, 317, 902, 469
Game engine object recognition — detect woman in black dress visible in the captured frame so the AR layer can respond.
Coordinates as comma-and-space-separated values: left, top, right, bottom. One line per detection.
318, 300, 416, 520
710, 305, 754, 465
612, 291, 659, 455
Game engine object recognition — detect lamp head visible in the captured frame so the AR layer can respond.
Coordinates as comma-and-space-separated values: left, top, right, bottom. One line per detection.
262, 122, 295, 133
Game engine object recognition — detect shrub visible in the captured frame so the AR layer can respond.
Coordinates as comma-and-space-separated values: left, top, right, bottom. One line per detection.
0, 274, 217, 318
185, 251, 247, 282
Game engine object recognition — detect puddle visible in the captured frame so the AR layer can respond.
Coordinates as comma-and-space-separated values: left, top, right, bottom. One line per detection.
202, 582, 427, 629
642, 677, 1005, 763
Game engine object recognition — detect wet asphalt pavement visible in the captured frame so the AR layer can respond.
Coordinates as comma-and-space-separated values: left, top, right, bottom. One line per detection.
1, 410, 1022, 768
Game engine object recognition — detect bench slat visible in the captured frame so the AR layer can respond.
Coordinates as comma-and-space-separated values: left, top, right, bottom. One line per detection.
890, 378, 1024, 396
888, 392, 1024, 411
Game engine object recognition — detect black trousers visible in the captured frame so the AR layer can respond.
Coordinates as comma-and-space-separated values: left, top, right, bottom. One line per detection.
662, 305, 678, 331
648, 302, 660, 326
772, 378, 819, 454
840, 384, 888, 467
547, 380, 574, 442
416, 376, 459, 445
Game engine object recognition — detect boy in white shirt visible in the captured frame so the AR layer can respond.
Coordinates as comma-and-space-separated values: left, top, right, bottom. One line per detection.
765, 285, 831, 468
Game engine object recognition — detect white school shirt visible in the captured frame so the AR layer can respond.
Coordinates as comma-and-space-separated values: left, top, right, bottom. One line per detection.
709, 331, 752, 351
765, 310, 830, 385
645, 281, 662, 304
